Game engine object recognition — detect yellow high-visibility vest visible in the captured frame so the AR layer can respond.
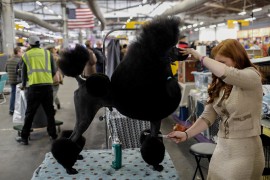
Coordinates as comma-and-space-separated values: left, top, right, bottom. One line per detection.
171, 61, 179, 76
22, 48, 53, 86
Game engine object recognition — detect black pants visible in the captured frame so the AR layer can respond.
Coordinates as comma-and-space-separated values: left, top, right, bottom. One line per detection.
21, 85, 57, 139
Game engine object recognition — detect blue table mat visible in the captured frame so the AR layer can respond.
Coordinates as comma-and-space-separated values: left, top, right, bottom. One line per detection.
32, 148, 179, 180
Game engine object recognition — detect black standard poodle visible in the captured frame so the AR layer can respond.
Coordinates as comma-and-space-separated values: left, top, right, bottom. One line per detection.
52, 15, 188, 174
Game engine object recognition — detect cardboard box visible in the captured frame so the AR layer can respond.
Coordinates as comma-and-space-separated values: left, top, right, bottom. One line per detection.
178, 60, 198, 83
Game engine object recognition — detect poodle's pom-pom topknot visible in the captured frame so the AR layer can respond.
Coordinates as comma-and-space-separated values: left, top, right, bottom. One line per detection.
58, 44, 89, 77
138, 16, 181, 54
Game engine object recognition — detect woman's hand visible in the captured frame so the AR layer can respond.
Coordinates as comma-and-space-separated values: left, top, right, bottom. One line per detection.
179, 48, 202, 60
166, 131, 188, 143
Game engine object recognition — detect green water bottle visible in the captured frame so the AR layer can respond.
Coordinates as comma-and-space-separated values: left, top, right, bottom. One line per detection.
111, 138, 122, 169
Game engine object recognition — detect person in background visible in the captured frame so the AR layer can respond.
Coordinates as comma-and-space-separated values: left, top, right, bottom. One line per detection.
5, 46, 23, 115
243, 40, 250, 49
178, 35, 189, 49
120, 44, 128, 61
84, 40, 97, 77
47, 46, 62, 110
16, 36, 58, 145
250, 40, 260, 49
167, 39, 264, 179
260, 42, 269, 57
94, 40, 106, 73
190, 40, 199, 50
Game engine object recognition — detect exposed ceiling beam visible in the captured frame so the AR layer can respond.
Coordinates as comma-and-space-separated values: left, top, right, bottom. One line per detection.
204, 2, 243, 12
86, 0, 106, 31
229, 0, 242, 5
16, 30, 30, 37
14, 0, 62, 2
14, 9, 63, 32
161, 0, 209, 17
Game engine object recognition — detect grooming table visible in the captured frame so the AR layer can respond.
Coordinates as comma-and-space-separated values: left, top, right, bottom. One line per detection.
32, 148, 180, 180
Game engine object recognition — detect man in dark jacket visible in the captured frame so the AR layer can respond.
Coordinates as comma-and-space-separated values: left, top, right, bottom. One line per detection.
5, 47, 23, 115
86, 40, 105, 73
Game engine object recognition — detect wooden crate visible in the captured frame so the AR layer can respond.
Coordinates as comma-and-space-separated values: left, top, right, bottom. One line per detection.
178, 60, 198, 83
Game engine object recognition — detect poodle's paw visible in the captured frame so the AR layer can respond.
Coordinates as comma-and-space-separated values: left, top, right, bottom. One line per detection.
153, 164, 164, 172
66, 167, 78, 175
77, 154, 83, 160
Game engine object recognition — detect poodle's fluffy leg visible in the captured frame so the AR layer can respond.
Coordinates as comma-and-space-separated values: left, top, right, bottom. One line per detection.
140, 121, 165, 172
150, 120, 162, 137
69, 81, 103, 142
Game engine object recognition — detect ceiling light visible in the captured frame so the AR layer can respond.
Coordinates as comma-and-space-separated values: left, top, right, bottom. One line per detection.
244, 17, 256, 21
252, 8, 262, 12
194, 28, 199, 31
199, 22, 204, 25
193, 24, 198, 27
187, 25, 192, 28
199, 27, 205, 30
36, 1, 42, 6
268, 14, 270, 17
238, 11, 246, 15
209, 25, 216, 28
218, 23, 225, 26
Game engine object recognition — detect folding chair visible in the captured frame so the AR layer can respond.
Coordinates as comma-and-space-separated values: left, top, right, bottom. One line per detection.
0, 73, 8, 104
261, 134, 270, 179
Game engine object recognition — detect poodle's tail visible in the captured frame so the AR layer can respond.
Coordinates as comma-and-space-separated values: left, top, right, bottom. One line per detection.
58, 44, 89, 77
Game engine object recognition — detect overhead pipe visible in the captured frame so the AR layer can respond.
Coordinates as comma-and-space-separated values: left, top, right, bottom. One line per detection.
16, 30, 30, 37
14, 9, 63, 32
86, 0, 106, 31
161, 0, 209, 17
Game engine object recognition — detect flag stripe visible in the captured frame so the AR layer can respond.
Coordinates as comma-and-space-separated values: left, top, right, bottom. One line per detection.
68, 25, 95, 29
67, 8, 95, 29
68, 21, 95, 25
68, 19, 94, 22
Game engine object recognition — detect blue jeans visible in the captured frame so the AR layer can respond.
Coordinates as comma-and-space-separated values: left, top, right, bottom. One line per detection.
9, 84, 16, 113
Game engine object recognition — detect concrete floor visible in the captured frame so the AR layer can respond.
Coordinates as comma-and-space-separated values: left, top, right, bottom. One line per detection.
0, 77, 209, 180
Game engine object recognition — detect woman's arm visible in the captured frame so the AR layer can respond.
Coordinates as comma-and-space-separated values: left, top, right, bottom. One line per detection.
180, 48, 227, 78
167, 118, 209, 143
167, 103, 217, 143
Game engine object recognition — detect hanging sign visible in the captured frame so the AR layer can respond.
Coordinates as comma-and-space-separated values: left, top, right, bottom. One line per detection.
126, 21, 145, 29
227, 20, 250, 29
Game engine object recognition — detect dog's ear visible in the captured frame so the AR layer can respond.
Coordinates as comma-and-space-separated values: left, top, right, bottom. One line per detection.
58, 44, 89, 77
86, 73, 111, 97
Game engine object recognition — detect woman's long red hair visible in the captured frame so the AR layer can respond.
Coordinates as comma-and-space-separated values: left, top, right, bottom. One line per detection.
207, 39, 262, 103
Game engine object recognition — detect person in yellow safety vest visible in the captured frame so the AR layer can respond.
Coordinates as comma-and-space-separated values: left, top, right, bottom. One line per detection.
16, 36, 58, 145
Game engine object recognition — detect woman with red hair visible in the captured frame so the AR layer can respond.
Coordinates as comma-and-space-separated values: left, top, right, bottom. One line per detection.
167, 39, 265, 179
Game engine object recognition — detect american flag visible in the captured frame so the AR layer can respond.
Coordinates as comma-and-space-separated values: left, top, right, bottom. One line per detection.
67, 8, 95, 29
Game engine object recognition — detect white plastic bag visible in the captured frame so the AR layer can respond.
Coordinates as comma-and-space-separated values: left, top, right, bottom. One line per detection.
13, 85, 27, 124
